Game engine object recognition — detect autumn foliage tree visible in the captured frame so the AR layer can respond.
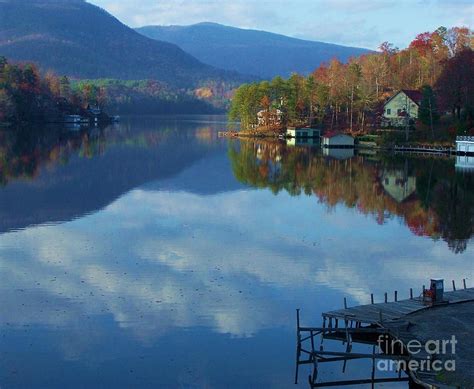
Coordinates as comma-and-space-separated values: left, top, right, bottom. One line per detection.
230, 26, 473, 134
0, 56, 87, 123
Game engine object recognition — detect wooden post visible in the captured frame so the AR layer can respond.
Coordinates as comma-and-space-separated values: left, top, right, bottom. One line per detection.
463, 279, 467, 289
394, 290, 398, 302
371, 293, 374, 304
296, 308, 300, 330
384, 292, 388, 303
452, 280, 456, 291
410, 288, 413, 299
344, 297, 347, 309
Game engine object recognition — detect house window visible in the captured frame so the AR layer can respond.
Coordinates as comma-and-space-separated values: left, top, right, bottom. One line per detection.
386, 108, 391, 115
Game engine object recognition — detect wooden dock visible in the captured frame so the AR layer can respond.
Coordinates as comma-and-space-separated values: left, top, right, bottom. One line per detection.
393, 144, 456, 155
322, 287, 474, 326
296, 281, 474, 388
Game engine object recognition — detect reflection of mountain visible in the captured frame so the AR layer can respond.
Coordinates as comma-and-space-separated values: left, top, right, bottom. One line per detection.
228, 141, 474, 252
0, 118, 234, 233
141, 152, 245, 195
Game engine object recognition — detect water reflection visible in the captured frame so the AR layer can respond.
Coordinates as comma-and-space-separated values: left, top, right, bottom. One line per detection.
0, 116, 234, 233
0, 117, 472, 388
229, 140, 474, 253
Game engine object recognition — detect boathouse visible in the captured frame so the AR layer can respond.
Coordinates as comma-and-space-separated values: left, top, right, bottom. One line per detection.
286, 137, 320, 147
286, 127, 320, 138
456, 135, 474, 155
322, 132, 354, 148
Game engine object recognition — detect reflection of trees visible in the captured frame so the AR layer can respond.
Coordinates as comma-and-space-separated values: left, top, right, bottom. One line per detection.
0, 124, 183, 187
229, 141, 473, 253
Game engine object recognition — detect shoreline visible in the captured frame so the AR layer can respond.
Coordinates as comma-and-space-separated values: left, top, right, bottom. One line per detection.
218, 131, 474, 156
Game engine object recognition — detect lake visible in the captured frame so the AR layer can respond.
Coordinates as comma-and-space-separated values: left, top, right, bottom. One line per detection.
0, 116, 472, 388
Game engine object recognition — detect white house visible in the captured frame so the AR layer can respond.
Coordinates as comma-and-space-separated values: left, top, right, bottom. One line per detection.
257, 109, 283, 126
383, 90, 422, 127
322, 133, 354, 148
286, 127, 320, 138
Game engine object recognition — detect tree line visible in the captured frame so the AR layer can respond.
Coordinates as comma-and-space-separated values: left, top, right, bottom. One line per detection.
0, 57, 92, 123
229, 27, 473, 135
0, 56, 231, 124
72, 79, 225, 115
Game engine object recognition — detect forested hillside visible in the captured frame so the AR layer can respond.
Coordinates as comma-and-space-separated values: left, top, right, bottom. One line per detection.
0, 0, 246, 88
137, 23, 371, 78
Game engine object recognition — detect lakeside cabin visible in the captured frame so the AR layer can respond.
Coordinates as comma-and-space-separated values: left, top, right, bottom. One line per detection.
286, 127, 320, 138
257, 109, 283, 127
322, 132, 354, 148
382, 89, 422, 127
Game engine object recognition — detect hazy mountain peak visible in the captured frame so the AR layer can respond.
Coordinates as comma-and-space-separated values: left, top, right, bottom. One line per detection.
136, 23, 371, 78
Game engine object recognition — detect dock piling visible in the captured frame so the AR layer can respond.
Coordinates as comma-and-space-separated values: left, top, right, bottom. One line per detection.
452, 280, 456, 291
384, 292, 387, 303
410, 288, 413, 299
344, 297, 347, 309
370, 293, 374, 304
463, 279, 467, 289
394, 291, 398, 302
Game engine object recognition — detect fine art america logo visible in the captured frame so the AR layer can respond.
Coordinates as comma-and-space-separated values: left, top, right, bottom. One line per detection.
376, 334, 457, 372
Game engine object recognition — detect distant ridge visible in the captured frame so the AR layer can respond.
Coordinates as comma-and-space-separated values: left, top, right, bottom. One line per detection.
136, 22, 372, 79
0, 1, 246, 87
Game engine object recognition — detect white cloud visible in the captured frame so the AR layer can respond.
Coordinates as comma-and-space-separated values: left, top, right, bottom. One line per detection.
0, 187, 472, 360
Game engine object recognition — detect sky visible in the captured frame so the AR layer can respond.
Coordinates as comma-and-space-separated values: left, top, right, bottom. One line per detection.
89, 0, 473, 49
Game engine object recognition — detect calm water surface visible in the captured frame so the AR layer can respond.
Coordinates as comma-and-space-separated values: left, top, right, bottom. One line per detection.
0, 116, 472, 388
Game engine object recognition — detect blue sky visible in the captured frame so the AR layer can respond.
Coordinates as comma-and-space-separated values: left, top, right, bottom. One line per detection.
89, 0, 473, 49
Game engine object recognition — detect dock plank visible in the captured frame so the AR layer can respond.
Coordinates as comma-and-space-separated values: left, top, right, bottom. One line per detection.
323, 288, 474, 325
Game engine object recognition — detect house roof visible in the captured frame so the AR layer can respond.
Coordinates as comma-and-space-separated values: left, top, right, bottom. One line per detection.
401, 89, 423, 104
384, 89, 423, 107
323, 131, 353, 139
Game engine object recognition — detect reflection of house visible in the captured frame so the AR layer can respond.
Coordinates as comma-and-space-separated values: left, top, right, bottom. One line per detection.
87, 105, 101, 116
323, 147, 354, 160
455, 155, 474, 171
64, 115, 82, 123
322, 133, 354, 148
456, 136, 474, 155
257, 109, 282, 126
383, 90, 422, 127
286, 127, 320, 138
381, 170, 417, 203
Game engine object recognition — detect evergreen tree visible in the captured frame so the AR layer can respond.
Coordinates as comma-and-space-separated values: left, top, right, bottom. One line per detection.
419, 85, 439, 129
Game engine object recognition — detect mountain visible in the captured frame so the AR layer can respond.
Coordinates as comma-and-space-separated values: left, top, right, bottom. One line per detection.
136, 22, 372, 79
0, 1, 245, 87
